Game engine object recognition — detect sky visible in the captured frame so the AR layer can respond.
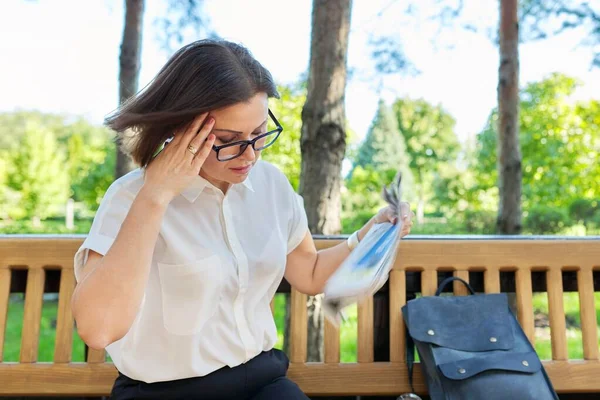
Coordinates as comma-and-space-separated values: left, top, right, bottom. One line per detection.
1, 0, 599, 145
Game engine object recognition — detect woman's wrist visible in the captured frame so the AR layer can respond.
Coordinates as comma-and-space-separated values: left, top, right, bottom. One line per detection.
346, 217, 376, 251
346, 230, 360, 251
138, 184, 173, 210
357, 217, 376, 242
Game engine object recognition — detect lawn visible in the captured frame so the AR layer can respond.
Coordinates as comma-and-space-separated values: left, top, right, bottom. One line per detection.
532, 292, 600, 360
2, 292, 598, 363
263, 293, 359, 362
3, 294, 87, 362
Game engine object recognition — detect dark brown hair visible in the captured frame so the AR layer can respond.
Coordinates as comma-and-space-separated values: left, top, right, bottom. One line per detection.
105, 38, 279, 168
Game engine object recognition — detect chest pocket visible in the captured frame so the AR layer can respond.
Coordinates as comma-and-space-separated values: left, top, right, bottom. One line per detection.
157, 254, 222, 336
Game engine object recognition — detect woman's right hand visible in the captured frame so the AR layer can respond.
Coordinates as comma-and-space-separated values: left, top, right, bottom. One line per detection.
141, 112, 216, 206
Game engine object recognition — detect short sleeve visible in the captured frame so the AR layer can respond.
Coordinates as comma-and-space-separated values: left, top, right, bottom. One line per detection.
287, 189, 309, 254
73, 181, 136, 282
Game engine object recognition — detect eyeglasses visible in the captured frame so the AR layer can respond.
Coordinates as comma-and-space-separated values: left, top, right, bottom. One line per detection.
212, 109, 283, 161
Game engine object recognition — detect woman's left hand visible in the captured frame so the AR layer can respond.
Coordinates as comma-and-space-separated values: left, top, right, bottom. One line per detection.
373, 202, 415, 238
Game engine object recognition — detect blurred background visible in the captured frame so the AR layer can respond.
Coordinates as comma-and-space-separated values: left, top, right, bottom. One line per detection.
1, 0, 599, 237
0, 0, 599, 386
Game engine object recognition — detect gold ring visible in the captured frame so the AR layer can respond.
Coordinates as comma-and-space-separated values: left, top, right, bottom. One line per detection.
187, 145, 198, 155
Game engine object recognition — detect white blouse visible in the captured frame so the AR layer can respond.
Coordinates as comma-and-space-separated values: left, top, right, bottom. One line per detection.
73, 160, 309, 383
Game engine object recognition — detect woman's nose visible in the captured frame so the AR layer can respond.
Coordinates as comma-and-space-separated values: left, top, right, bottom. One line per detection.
240, 143, 256, 161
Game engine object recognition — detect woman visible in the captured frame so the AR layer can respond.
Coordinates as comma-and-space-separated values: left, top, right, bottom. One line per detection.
71, 38, 414, 400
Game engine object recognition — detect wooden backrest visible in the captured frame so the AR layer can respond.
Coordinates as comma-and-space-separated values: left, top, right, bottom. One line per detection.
0, 236, 599, 396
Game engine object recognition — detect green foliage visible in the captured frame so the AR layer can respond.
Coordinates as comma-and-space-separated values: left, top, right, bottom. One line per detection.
4, 122, 69, 221
263, 83, 306, 191
354, 99, 412, 176
0, 110, 69, 150
393, 98, 459, 178
66, 124, 116, 211
0, 153, 8, 218
392, 97, 460, 216
408, 218, 465, 235
344, 97, 461, 232
478, 74, 600, 209
0, 218, 93, 234
569, 198, 599, 224
474, 73, 600, 229
342, 100, 418, 232
586, 213, 600, 235
462, 209, 497, 234
1, 72, 598, 237
524, 205, 571, 234
0, 111, 116, 223
341, 166, 397, 233
431, 163, 483, 219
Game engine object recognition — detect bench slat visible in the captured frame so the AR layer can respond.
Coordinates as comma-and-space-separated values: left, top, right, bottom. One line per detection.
389, 270, 405, 362
0, 268, 10, 362
357, 296, 374, 363
2, 361, 600, 396
2, 237, 599, 397
290, 289, 307, 363
578, 267, 599, 360
516, 268, 535, 345
453, 270, 470, 295
398, 240, 600, 270
324, 319, 339, 363
0, 238, 81, 269
421, 269, 437, 296
54, 268, 75, 363
484, 266, 501, 293
547, 268, 568, 360
20, 268, 45, 363
87, 347, 106, 364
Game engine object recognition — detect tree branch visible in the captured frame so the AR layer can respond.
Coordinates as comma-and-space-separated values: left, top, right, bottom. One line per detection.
154, 0, 217, 54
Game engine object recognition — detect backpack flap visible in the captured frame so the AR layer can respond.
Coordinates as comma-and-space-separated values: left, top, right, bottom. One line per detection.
404, 293, 514, 352
402, 281, 559, 400
438, 351, 542, 380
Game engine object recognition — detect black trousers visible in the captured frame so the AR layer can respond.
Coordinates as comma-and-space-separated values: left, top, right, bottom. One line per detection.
109, 349, 309, 400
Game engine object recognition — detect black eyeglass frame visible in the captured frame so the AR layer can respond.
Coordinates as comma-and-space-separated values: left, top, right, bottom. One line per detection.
212, 109, 283, 161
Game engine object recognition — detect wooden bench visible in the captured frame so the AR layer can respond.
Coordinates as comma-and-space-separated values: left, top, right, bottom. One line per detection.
0, 235, 599, 397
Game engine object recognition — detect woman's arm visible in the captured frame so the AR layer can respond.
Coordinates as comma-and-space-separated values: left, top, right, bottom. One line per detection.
284, 204, 413, 296
71, 189, 169, 349
71, 113, 216, 350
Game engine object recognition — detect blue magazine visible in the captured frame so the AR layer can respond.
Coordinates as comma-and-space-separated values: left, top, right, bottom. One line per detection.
323, 172, 404, 325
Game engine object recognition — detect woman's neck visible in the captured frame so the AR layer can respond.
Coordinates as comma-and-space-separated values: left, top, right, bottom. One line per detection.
199, 170, 231, 195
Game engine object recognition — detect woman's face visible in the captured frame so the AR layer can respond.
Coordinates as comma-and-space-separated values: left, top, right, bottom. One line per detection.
200, 92, 268, 192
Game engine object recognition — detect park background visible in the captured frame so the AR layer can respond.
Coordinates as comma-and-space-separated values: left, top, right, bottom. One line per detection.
1, 0, 599, 392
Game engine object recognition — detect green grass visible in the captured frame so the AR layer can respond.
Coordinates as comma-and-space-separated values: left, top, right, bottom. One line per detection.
534, 329, 596, 360
3, 295, 86, 362
532, 292, 600, 327
271, 294, 358, 362
273, 293, 286, 350
3, 293, 598, 364
532, 292, 600, 360
339, 305, 358, 362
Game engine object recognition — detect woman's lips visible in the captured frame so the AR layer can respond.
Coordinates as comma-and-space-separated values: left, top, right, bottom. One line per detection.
230, 164, 252, 174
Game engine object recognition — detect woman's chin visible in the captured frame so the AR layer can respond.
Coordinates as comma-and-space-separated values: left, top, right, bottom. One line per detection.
227, 173, 249, 183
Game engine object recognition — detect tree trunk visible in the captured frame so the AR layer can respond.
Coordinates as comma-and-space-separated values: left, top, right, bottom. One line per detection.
115, 0, 145, 179
496, 0, 522, 235
299, 0, 352, 364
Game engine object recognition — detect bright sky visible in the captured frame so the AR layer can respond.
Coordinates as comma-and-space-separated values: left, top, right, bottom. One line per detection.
1, 0, 599, 145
